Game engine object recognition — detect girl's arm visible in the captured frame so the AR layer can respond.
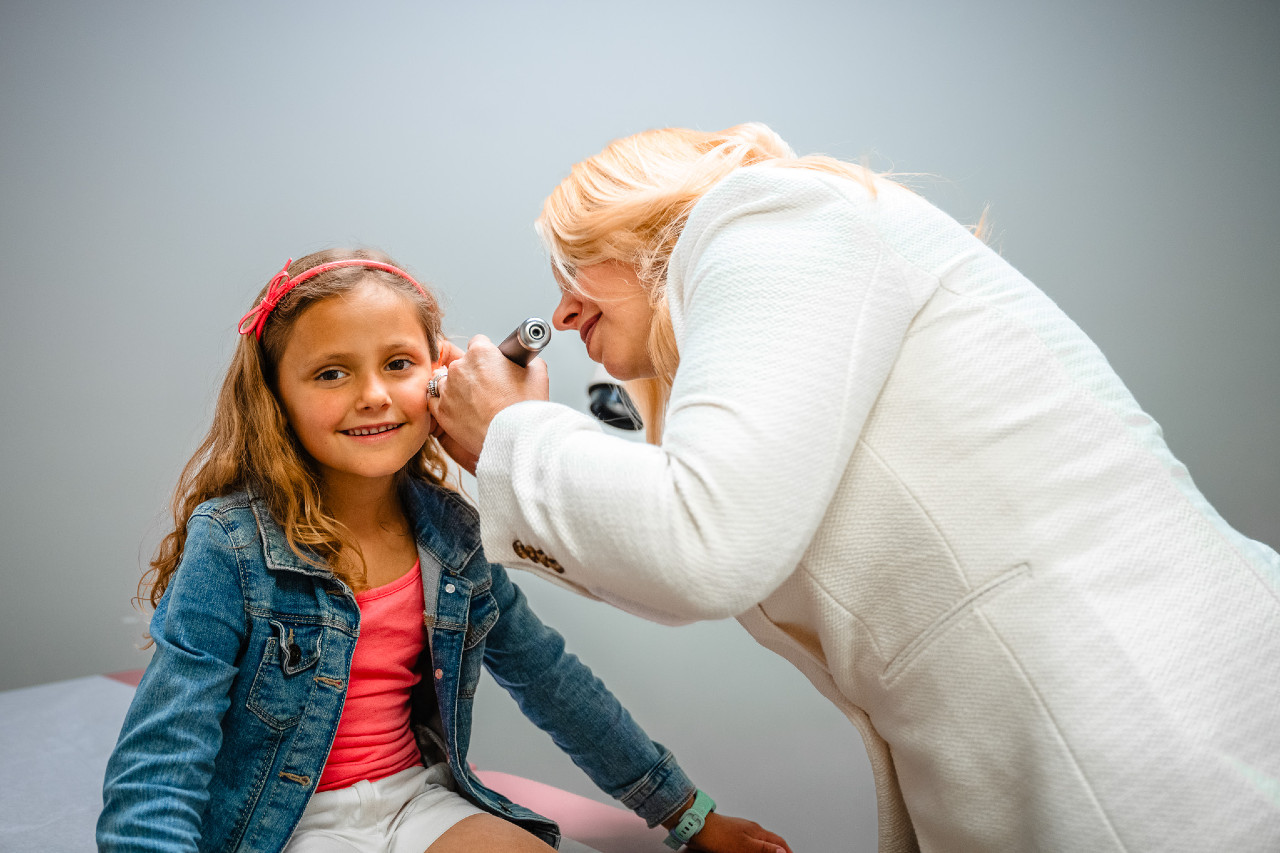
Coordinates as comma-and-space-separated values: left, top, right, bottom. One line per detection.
477, 168, 926, 624
481, 564, 791, 852
97, 513, 248, 853
481, 562, 691, 825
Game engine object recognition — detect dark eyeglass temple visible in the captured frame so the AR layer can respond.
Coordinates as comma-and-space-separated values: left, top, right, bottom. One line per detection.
588, 382, 644, 431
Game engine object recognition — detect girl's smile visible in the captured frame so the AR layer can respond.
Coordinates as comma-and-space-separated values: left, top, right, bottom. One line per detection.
341, 422, 404, 438
275, 279, 435, 490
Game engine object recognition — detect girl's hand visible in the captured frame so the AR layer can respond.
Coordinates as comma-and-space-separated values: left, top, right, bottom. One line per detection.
427, 334, 550, 462
687, 812, 794, 853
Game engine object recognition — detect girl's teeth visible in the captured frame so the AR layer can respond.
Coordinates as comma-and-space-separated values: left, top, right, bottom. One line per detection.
348, 425, 396, 436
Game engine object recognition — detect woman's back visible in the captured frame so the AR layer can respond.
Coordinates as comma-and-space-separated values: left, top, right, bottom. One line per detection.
691, 165, 1280, 851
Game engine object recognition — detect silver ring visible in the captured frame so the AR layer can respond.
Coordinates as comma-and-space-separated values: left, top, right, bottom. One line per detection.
427, 377, 440, 398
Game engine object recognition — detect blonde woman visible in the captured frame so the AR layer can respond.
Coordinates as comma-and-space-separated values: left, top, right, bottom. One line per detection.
428, 124, 1280, 852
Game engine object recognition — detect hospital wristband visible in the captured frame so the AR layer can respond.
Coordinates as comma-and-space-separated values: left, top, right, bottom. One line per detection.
663, 788, 716, 849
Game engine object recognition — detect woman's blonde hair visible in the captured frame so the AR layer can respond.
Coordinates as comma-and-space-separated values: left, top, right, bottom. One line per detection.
141, 248, 448, 608
535, 122, 884, 442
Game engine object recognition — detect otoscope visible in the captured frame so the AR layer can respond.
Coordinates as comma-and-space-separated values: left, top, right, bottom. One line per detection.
493, 317, 642, 431
497, 317, 551, 366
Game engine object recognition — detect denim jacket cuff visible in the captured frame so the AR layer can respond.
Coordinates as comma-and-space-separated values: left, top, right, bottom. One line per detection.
616, 746, 697, 828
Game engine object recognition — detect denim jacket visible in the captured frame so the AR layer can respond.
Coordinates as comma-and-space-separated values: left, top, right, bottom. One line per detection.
97, 477, 694, 852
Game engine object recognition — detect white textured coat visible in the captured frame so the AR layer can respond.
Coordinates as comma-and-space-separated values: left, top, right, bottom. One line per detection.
478, 167, 1280, 852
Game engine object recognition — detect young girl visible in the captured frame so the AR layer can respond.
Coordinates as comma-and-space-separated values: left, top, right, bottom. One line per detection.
96, 249, 791, 853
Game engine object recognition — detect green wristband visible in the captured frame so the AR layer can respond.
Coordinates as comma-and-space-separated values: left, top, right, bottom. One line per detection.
663, 789, 716, 849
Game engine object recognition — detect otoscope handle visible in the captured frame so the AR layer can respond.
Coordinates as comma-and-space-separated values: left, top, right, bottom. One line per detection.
497, 317, 551, 366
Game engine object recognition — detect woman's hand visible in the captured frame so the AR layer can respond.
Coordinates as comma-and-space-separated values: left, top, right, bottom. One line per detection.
429, 340, 481, 475
431, 421, 482, 477
427, 334, 550, 466
687, 812, 793, 853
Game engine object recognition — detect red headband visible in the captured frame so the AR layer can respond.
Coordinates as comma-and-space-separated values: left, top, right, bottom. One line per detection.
238, 258, 431, 339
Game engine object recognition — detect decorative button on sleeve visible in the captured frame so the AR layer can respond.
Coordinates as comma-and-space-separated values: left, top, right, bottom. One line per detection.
512, 539, 565, 574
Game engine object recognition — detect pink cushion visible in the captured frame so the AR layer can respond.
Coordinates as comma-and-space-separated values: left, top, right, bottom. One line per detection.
105, 668, 145, 686
474, 769, 665, 853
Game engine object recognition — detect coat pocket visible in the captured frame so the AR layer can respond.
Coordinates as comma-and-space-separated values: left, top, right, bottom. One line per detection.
247, 619, 323, 729
883, 563, 1031, 685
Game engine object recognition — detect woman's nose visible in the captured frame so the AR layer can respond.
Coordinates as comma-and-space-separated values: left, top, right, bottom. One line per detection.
552, 290, 581, 331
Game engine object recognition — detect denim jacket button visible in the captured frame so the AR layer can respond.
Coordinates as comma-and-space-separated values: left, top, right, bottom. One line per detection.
444, 583, 456, 594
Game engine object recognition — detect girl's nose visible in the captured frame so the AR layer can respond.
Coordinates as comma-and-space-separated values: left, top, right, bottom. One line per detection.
358, 377, 391, 410
552, 290, 582, 331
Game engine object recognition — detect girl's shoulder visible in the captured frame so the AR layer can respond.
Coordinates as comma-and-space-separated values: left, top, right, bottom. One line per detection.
183, 490, 268, 563
191, 490, 253, 520
177, 491, 314, 594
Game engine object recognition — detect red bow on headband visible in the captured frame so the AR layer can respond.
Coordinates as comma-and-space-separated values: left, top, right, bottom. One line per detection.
237, 257, 430, 340
237, 259, 296, 339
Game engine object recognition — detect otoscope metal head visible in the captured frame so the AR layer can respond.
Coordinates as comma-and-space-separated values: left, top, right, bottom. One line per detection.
498, 317, 551, 366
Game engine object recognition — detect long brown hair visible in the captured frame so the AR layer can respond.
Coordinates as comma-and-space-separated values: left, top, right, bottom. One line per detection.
141, 248, 448, 608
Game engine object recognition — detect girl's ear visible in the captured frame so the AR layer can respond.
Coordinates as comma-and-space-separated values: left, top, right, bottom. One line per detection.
433, 338, 466, 372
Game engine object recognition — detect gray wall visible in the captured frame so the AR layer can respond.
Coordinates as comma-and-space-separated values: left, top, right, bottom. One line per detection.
2, 2, 1277, 850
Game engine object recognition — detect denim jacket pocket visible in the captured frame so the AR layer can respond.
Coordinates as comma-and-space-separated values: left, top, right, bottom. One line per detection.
247, 619, 323, 729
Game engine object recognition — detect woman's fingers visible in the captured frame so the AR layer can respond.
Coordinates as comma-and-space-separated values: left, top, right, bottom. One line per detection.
434, 428, 479, 476
435, 337, 467, 370
425, 331, 550, 462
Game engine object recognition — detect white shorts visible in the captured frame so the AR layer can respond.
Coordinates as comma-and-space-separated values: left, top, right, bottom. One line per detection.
283, 764, 485, 853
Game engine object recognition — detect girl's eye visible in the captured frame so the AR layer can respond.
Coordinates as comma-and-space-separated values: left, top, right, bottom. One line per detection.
386, 358, 413, 372
317, 368, 347, 382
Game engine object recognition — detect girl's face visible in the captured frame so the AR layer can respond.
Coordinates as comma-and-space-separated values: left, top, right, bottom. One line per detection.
275, 279, 436, 493
551, 260, 656, 381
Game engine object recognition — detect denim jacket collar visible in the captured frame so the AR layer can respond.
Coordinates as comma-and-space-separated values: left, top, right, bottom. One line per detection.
401, 479, 483, 576
245, 478, 482, 581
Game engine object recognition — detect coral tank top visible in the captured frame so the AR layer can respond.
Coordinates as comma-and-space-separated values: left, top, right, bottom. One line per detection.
317, 561, 426, 791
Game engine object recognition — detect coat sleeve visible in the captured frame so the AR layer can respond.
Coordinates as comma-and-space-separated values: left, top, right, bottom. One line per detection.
480, 563, 695, 828
477, 168, 925, 623
97, 513, 248, 853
